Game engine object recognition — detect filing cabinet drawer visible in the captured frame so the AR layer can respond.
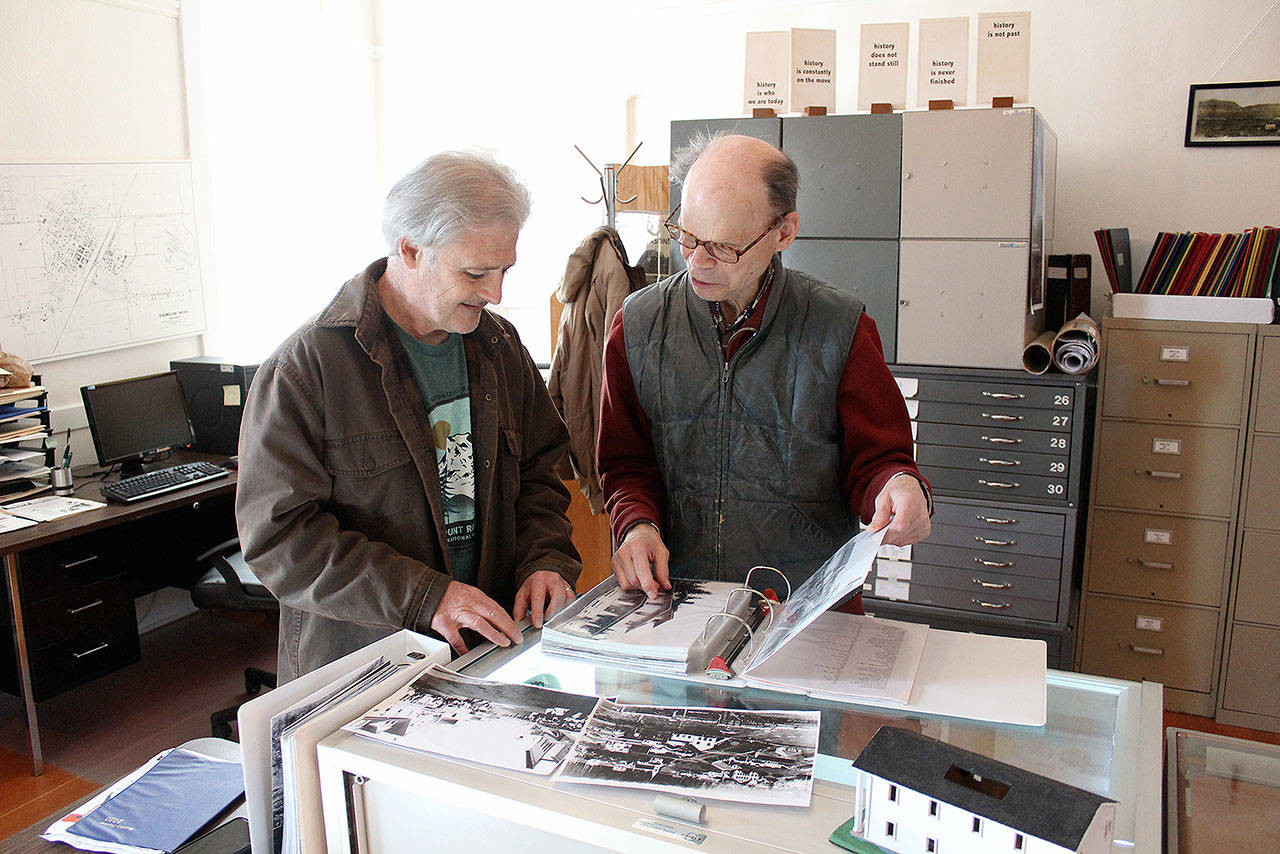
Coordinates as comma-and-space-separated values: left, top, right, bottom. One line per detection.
925, 521, 1063, 559
913, 400, 1074, 433
1233, 530, 1280, 626
1243, 434, 1280, 531
19, 533, 124, 601
873, 560, 1060, 602
905, 542, 1063, 580
1219, 624, 1280, 718
933, 499, 1066, 537
922, 464, 1069, 504
1093, 421, 1239, 516
916, 444, 1069, 479
898, 376, 1074, 412
1086, 511, 1230, 607
873, 581, 1057, 622
1254, 334, 1280, 433
25, 574, 133, 647
31, 616, 141, 701
1079, 596, 1218, 692
914, 422, 1070, 456
1101, 327, 1250, 424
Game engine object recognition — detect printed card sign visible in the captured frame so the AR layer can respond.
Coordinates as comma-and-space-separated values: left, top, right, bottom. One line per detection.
745, 31, 790, 113
790, 28, 836, 113
918, 17, 969, 106
977, 11, 1031, 105
858, 22, 909, 109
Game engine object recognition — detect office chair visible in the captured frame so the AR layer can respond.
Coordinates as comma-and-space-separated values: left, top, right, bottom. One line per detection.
191, 537, 278, 739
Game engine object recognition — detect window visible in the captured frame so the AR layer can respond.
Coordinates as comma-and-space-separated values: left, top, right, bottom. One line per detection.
926, 839, 937, 852
888, 784, 899, 802
972, 816, 983, 834
929, 800, 939, 817
885, 821, 896, 839
1014, 833, 1025, 850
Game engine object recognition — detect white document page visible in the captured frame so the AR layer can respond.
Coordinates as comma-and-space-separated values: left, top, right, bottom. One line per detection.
742, 611, 928, 705
905, 628, 1047, 726
4, 495, 104, 522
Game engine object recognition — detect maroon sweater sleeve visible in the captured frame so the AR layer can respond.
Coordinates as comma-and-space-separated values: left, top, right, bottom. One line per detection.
598, 309, 666, 545
840, 313, 929, 522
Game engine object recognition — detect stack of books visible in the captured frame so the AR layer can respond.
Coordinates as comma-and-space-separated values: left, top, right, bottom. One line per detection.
1134, 226, 1279, 297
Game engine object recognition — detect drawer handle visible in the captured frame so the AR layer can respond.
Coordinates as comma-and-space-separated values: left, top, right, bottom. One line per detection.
981, 435, 1022, 445
976, 515, 1016, 525
1144, 377, 1190, 387
61, 555, 101, 570
1122, 643, 1164, 656
982, 391, 1026, 400
974, 557, 1016, 568
971, 598, 1012, 609
979, 458, 1020, 467
978, 479, 1021, 490
67, 599, 104, 615
1138, 469, 1182, 480
73, 642, 109, 659
982, 413, 1024, 422
1127, 558, 1173, 570
972, 578, 1013, 590
975, 536, 1017, 547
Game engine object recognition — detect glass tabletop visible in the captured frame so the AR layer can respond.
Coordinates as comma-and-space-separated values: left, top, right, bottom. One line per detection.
455, 632, 1159, 850
1166, 727, 1280, 853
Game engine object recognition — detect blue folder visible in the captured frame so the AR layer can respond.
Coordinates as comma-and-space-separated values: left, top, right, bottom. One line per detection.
68, 748, 246, 852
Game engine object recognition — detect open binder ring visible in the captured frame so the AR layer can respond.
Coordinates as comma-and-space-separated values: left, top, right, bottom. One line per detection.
726, 586, 775, 635
744, 565, 791, 602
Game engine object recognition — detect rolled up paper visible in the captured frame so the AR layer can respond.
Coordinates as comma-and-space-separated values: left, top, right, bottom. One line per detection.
1052, 313, 1100, 375
654, 793, 707, 824
1022, 330, 1056, 375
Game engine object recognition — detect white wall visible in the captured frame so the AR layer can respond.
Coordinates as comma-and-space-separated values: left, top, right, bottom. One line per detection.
0, 0, 204, 464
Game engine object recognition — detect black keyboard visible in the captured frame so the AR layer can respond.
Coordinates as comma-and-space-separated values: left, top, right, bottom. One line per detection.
100, 461, 229, 503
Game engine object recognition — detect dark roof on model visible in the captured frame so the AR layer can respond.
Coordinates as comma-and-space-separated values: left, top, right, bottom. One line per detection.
853, 727, 1113, 851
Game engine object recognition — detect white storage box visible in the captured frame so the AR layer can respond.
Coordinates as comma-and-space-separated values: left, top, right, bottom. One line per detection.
1112, 293, 1275, 324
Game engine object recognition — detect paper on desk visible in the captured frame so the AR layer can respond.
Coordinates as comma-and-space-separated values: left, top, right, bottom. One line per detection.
0, 511, 37, 533
902, 628, 1047, 726
4, 495, 105, 522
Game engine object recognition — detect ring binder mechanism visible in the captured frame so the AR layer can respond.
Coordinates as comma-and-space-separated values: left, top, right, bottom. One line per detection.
701, 567, 788, 680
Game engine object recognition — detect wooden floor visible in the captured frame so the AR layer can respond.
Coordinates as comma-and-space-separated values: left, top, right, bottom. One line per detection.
0, 612, 276, 843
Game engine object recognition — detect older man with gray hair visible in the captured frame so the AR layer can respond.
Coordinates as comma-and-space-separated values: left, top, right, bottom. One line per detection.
237, 152, 580, 678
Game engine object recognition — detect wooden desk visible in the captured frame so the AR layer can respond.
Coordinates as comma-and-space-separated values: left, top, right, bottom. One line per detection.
1, 453, 238, 774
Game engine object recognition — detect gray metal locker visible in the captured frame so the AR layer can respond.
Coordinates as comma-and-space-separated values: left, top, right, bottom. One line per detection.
783, 238, 899, 360
781, 113, 902, 239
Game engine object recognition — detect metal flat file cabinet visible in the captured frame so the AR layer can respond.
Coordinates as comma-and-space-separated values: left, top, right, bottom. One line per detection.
866, 364, 1093, 669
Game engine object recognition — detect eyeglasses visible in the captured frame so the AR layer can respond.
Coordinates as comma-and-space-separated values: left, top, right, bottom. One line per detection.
663, 205, 786, 264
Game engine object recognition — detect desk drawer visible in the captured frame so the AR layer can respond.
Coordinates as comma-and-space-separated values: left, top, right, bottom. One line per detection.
1101, 328, 1249, 424
19, 533, 124, 601
916, 443, 1069, 480
1079, 595, 1218, 692
914, 421, 1071, 457
26, 574, 133, 646
873, 560, 1059, 602
913, 400, 1074, 433
885, 541, 1063, 580
1093, 421, 1239, 516
1086, 511, 1229, 606
925, 521, 1063, 559
922, 464, 1069, 504
897, 375, 1076, 412
31, 616, 140, 701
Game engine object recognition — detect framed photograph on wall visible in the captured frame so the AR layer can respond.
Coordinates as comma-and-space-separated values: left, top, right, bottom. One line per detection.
1185, 80, 1280, 146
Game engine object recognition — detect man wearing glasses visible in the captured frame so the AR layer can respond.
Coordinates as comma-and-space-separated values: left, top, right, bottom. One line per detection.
597, 133, 930, 602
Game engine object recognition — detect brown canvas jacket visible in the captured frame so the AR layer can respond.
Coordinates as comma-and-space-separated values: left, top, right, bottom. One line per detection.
236, 257, 580, 679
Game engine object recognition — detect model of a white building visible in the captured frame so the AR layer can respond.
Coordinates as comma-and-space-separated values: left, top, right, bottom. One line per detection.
843, 727, 1116, 854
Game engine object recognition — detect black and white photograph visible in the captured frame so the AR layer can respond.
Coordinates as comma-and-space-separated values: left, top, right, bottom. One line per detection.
556, 701, 820, 806
552, 577, 721, 643
342, 667, 599, 775
1185, 80, 1280, 146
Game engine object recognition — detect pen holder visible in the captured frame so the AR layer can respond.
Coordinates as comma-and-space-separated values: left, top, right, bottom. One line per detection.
52, 467, 74, 496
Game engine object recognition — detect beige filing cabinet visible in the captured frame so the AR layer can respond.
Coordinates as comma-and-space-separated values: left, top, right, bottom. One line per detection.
1076, 317, 1253, 715
1218, 326, 1280, 732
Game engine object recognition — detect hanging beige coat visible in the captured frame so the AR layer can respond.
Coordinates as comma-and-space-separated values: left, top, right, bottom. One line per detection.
549, 227, 647, 513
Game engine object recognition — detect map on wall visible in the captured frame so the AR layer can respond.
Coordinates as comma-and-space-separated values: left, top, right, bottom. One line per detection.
0, 162, 206, 362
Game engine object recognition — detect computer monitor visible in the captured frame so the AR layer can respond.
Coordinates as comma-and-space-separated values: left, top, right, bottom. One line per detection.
81, 371, 197, 476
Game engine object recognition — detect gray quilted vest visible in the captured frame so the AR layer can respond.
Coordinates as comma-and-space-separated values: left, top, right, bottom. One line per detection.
621, 256, 864, 589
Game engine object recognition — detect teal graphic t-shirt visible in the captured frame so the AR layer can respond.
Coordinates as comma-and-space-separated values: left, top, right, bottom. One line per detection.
392, 321, 477, 585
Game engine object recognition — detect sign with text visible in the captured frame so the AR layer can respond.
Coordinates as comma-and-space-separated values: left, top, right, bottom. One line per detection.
977, 11, 1031, 105
917, 17, 969, 106
745, 31, 790, 113
858, 22, 909, 109
789, 28, 836, 113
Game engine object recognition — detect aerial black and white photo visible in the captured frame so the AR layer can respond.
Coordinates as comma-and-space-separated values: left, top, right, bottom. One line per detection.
556, 701, 820, 806
342, 666, 599, 775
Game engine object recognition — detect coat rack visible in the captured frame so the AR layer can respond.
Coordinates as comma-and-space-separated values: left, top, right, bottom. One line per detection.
575, 142, 643, 229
